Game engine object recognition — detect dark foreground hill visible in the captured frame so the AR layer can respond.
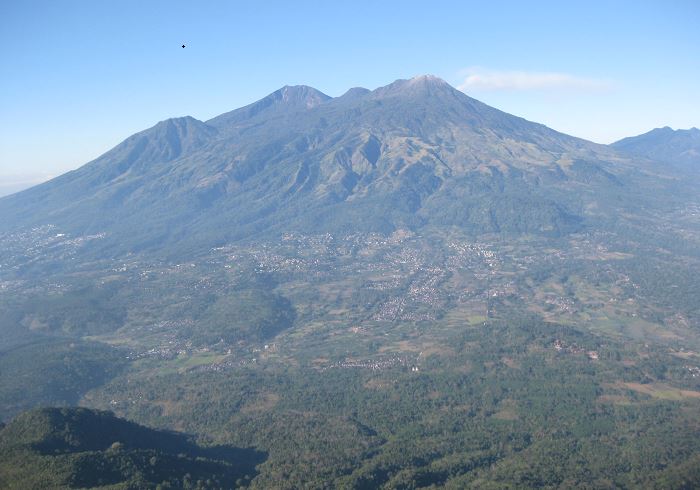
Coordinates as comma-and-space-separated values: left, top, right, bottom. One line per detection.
0, 76, 683, 257
0, 407, 265, 489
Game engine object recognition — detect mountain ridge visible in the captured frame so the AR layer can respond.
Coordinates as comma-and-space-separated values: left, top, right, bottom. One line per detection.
612, 126, 700, 169
207, 84, 332, 130
0, 76, 683, 257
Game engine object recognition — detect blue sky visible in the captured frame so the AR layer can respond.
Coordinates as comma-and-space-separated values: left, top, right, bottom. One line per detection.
1, 0, 698, 191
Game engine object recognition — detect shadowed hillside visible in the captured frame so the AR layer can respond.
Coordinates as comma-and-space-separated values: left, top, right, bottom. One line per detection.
0, 407, 266, 489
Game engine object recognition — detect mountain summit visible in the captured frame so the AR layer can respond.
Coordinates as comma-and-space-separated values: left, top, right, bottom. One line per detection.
612, 126, 700, 169
208, 85, 331, 130
374, 74, 453, 95
0, 77, 672, 256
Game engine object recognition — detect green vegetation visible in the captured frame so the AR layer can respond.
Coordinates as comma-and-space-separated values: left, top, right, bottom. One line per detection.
1, 284, 126, 336
1, 226, 700, 487
0, 226, 698, 487
82, 315, 700, 489
0, 407, 265, 489
194, 289, 296, 345
0, 339, 127, 418
0, 77, 699, 488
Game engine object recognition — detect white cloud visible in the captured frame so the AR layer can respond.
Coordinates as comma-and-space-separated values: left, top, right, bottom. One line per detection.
457, 67, 612, 92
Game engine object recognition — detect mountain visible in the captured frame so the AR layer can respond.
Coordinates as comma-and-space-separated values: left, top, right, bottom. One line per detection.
2, 76, 700, 489
208, 84, 332, 128
0, 76, 680, 257
611, 126, 700, 169
0, 407, 264, 488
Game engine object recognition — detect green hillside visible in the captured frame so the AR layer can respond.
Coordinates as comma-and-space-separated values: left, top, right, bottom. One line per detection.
0, 407, 264, 489
0, 339, 127, 418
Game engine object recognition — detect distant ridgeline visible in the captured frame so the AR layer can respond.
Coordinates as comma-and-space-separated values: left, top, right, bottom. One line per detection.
612, 126, 700, 170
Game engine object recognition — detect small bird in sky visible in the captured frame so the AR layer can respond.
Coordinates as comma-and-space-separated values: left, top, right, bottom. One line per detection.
182, 44, 186, 48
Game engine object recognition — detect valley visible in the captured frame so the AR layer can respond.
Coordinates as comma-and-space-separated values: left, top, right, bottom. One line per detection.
1, 75, 699, 488
2, 218, 700, 487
